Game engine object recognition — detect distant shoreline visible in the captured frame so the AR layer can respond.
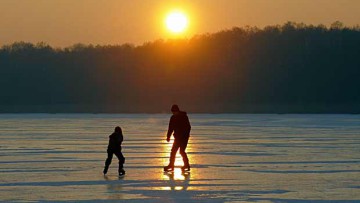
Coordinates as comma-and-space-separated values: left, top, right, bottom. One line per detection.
1, 24, 359, 116
0, 105, 359, 114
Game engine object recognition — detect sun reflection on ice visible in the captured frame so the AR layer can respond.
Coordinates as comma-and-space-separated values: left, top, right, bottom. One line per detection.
161, 169, 191, 191
162, 168, 185, 180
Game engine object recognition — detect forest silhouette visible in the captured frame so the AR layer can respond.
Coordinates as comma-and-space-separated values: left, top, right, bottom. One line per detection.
0, 22, 359, 113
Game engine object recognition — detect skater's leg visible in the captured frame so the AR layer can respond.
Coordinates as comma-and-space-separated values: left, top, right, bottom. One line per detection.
114, 151, 125, 174
164, 141, 180, 171
180, 138, 190, 170
104, 150, 113, 174
169, 141, 180, 167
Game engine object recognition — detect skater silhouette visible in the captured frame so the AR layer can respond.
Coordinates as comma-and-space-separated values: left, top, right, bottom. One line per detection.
103, 126, 126, 176
164, 104, 191, 172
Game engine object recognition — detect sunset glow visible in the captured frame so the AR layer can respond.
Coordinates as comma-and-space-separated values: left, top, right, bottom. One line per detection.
165, 11, 188, 34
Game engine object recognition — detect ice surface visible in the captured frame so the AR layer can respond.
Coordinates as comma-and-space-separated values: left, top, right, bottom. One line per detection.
0, 114, 359, 202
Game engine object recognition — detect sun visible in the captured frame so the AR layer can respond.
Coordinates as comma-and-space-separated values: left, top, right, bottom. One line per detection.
165, 11, 188, 34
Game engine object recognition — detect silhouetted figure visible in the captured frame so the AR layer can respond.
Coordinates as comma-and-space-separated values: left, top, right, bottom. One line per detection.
164, 105, 191, 172
103, 126, 125, 176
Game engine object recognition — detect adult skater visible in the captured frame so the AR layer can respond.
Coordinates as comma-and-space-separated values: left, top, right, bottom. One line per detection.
103, 126, 126, 176
164, 104, 191, 172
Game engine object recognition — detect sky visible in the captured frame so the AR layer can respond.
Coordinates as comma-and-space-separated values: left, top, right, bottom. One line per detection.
0, 0, 359, 47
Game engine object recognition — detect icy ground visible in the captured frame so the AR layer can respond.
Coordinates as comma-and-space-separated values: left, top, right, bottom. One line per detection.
0, 114, 359, 202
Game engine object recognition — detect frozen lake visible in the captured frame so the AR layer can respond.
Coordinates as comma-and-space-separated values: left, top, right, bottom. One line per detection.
0, 114, 359, 202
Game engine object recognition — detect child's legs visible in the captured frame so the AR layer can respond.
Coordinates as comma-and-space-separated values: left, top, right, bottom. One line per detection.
114, 151, 125, 169
105, 150, 114, 167
103, 150, 114, 174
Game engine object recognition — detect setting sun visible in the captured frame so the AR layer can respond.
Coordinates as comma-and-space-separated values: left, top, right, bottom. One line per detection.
165, 11, 188, 34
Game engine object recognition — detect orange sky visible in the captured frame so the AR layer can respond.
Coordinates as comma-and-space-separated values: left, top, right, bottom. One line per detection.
0, 0, 359, 47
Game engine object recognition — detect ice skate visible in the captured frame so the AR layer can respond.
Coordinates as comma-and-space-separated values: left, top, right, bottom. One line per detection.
118, 168, 126, 176
163, 165, 174, 172
103, 166, 109, 175
181, 165, 190, 172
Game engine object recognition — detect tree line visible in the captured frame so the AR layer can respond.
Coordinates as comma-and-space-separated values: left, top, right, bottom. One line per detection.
0, 22, 359, 113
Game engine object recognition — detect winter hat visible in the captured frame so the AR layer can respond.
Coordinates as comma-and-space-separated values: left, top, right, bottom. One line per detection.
171, 104, 180, 112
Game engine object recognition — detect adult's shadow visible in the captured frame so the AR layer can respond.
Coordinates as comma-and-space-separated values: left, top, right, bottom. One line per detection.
163, 169, 191, 191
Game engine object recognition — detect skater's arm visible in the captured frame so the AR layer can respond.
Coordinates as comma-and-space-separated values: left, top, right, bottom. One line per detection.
119, 134, 123, 144
167, 116, 175, 141
185, 115, 191, 135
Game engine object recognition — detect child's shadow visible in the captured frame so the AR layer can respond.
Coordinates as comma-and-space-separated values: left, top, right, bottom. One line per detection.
103, 175, 125, 199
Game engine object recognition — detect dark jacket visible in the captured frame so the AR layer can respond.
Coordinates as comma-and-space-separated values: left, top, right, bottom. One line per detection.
167, 111, 191, 140
107, 132, 123, 151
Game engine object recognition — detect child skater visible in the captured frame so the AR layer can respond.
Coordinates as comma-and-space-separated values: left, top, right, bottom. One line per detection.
103, 126, 125, 176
